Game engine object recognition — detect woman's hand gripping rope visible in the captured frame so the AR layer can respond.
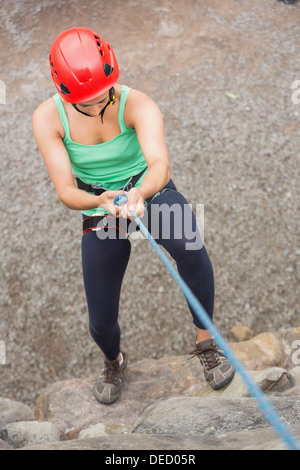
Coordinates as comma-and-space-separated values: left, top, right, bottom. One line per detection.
113, 189, 145, 221
98, 188, 144, 220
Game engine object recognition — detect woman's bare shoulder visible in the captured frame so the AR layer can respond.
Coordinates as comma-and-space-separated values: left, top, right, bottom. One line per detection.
32, 97, 64, 138
124, 87, 162, 128
126, 87, 157, 106
33, 97, 56, 118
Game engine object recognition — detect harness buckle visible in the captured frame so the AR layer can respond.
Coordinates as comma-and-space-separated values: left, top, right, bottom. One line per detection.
122, 177, 133, 192
91, 182, 106, 190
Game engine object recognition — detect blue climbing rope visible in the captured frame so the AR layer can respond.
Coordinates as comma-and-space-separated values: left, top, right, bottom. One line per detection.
114, 194, 300, 450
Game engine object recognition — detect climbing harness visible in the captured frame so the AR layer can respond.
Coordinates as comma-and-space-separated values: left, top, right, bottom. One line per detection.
112, 193, 300, 451
81, 171, 175, 234
77, 167, 147, 197
82, 214, 127, 237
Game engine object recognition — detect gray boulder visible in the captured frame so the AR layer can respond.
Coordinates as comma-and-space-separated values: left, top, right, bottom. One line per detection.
0, 397, 33, 427
131, 396, 300, 437
0, 438, 13, 450
0, 421, 65, 449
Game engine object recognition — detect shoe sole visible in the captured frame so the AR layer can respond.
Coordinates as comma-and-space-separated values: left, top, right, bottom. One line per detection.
212, 371, 235, 391
94, 388, 120, 405
94, 359, 127, 405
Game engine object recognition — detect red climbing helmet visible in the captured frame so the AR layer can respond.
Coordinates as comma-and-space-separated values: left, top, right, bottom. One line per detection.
49, 27, 119, 103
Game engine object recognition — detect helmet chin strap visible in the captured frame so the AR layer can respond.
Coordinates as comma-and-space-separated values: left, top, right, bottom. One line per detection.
71, 87, 116, 123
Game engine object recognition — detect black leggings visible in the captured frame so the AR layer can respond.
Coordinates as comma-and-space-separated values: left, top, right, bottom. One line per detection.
81, 180, 215, 361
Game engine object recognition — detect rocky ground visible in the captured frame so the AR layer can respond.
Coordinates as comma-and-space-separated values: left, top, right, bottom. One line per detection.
0, 328, 300, 450
0, 0, 299, 408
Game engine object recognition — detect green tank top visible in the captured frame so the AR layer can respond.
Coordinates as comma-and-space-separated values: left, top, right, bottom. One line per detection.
53, 85, 148, 216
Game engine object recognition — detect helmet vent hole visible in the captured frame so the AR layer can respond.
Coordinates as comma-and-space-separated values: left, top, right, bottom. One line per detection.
103, 63, 114, 77
60, 82, 71, 95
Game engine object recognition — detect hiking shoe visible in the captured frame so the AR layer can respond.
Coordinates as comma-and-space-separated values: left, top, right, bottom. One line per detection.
94, 352, 127, 405
189, 338, 235, 390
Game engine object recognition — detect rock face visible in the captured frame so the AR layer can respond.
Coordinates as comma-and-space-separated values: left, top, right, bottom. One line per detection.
230, 333, 286, 370
1, 328, 300, 450
33, 330, 299, 436
17, 424, 300, 451
131, 396, 300, 437
34, 355, 206, 438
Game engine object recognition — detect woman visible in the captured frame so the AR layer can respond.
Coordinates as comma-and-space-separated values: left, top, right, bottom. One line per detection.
32, 27, 234, 404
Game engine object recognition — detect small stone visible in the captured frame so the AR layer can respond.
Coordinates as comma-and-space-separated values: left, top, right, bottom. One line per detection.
231, 323, 254, 341
79, 423, 111, 439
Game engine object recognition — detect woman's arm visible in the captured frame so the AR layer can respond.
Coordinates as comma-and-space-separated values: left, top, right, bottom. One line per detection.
32, 100, 122, 216
121, 90, 171, 219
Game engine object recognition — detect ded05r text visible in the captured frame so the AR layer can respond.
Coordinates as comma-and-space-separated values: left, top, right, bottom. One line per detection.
149, 455, 196, 465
